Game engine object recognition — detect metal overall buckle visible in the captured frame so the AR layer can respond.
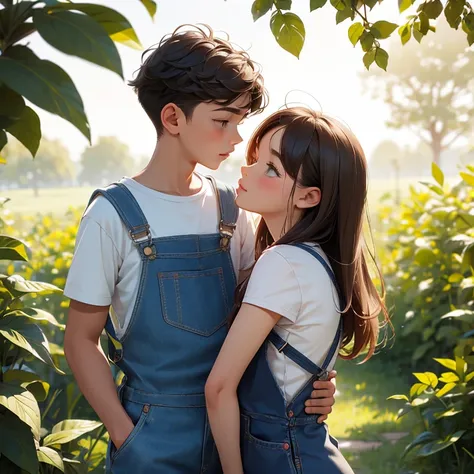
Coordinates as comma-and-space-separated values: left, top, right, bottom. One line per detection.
219, 220, 236, 250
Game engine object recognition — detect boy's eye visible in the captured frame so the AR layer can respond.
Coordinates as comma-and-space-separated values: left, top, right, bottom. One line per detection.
265, 162, 281, 178
214, 120, 229, 128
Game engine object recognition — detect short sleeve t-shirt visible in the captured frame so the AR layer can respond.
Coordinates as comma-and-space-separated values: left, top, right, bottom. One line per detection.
243, 243, 341, 401
64, 175, 256, 338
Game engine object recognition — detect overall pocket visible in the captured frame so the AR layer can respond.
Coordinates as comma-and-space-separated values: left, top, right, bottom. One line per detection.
158, 267, 230, 336
110, 401, 151, 464
240, 414, 296, 474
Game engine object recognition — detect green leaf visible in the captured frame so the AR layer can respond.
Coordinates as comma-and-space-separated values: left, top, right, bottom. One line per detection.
22, 307, 64, 328
270, 11, 306, 58
348, 22, 364, 46
33, 10, 123, 78
431, 162, 444, 186
460, 172, 474, 186
439, 371, 459, 383
5, 106, 41, 157
444, 0, 464, 29
0, 409, 38, 474
0, 315, 64, 373
410, 382, 428, 399
413, 22, 424, 42
436, 382, 456, 398
402, 431, 437, 459
420, 0, 443, 19
3, 370, 50, 402
360, 31, 374, 52
43, 420, 102, 447
50, 2, 142, 49
0, 85, 25, 129
411, 394, 430, 407
0, 382, 40, 440
63, 458, 88, 474
0, 274, 61, 296
420, 181, 443, 195
465, 371, 474, 382
274, 0, 292, 9
374, 47, 389, 71
251, 0, 273, 21
363, 49, 376, 70
413, 372, 438, 389
419, 11, 430, 35
435, 407, 463, 418
310, 0, 328, 11
38, 446, 64, 472
398, 0, 414, 13
0, 46, 90, 142
455, 356, 467, 376
387, 394, 409, 401
434, 358, 457, 371
330, 0, 346, 11
0, 235, 29, 262
418, 431, 466, 457
371, 21, 398, 39
336, 8, 352, 25
139, 0, 157, 19
414, 247, 436, 265
441, 309, 474, 323
398, 24, 412, 45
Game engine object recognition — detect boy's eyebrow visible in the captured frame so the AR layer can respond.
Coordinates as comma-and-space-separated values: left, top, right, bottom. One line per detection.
212, 106, 249, 115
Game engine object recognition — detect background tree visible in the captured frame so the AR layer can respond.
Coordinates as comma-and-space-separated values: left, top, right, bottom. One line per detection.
1, 137, 74, 195
79, 136, 135, 185
363, 19, 474, 166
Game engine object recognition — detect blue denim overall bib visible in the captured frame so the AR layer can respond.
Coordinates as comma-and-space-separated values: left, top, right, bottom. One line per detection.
89, 176, 238, 473
238, 243, 354, 474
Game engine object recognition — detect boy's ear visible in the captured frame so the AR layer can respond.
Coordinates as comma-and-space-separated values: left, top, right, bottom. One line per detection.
161, 103, 184, 135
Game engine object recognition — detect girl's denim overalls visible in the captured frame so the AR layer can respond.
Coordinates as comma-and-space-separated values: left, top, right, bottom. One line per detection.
238, 243, 354, 474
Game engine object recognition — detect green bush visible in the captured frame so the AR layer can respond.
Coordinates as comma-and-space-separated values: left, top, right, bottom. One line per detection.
378, 165, 474, 371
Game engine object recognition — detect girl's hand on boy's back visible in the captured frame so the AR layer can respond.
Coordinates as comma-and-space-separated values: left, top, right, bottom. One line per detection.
305, 370, 337, 423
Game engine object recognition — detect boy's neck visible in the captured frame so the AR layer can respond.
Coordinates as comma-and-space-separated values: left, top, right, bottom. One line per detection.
133, 135, 202, 196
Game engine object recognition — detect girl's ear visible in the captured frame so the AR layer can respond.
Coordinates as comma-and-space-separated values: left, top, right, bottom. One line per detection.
295, 187, 321, 209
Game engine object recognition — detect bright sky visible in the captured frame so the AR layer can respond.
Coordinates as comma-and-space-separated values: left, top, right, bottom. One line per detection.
30, 0, 412, 162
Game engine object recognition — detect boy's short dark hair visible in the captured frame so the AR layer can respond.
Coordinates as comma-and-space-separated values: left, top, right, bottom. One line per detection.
129, 24, 268, 135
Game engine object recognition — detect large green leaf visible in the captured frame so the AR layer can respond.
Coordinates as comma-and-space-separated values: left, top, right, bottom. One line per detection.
270, 11, 305, 58
38, 446, 64, 472
33, 10, 123, 78
0, 235, 29, 262
251, 0, 273, 21
43, 420, 102, 447
0, 46, 90, 142
6, 106, 41, 157
22, 307, 64, 328
139, 0, 157, 19
0, 409, 38, 474
417, 431, 466, 457
0, 315, 64, 373
0, 382, 40, 440
0, 85, 25, 129
50, 2, 142, 49
3, 370, 50, 402
0, 274, 61, 296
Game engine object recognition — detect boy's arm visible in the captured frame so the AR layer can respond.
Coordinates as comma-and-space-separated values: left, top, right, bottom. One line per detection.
64, 300, 134, 449
306, 372, 337, 422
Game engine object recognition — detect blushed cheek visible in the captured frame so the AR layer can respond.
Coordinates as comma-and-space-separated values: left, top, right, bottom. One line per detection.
257, 176, 281, 194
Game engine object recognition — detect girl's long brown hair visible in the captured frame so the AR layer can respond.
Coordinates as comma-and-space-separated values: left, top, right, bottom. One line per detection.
232, 107, 390, 361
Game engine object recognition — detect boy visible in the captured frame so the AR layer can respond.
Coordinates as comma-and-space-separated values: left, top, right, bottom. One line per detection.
64, 25, 336, 473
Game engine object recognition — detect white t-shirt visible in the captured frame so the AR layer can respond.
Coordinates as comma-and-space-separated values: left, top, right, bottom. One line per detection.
64, 175, 256, 338
243, 243, 341, 402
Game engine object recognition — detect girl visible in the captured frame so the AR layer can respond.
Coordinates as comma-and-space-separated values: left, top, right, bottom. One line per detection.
205, 107, 389, 474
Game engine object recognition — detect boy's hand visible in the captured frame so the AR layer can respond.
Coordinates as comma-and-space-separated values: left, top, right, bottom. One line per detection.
304, 370, 337, 423
111, 418, 135, 450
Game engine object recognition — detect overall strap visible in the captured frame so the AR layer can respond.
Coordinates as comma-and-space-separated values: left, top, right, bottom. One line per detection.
88, 182, 156, 259
268, 243, 344, 380
206, 175, 238, 250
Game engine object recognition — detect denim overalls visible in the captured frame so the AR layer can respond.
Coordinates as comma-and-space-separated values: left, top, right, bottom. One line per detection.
89, 176, 237, 473
238, 243, 354, 474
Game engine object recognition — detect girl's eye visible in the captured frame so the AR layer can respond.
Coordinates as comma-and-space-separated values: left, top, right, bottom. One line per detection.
214, 120, 229, 128
265, 162, 281, 178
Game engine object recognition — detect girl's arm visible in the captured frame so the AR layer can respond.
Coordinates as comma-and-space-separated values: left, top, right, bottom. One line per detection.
205, 303, 281, 474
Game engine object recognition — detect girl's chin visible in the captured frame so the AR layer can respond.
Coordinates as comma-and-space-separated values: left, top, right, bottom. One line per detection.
235, 194, 255, 213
